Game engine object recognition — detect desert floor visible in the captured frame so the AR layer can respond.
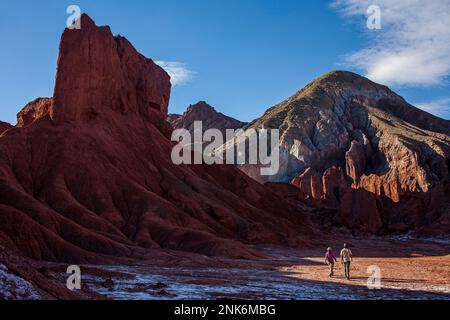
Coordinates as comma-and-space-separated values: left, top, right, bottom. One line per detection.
275, 237, 450, 297
63, 236, 450, 300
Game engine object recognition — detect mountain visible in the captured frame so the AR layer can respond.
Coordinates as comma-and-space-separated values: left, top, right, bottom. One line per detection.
0, 14, 312, 265
235, 71, 450, 235
168, 101, 247, 135
167, 113, 182, 124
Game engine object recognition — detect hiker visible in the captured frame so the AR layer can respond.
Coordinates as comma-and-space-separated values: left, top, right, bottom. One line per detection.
340, 243, 353, 280
324, 247, 337, 277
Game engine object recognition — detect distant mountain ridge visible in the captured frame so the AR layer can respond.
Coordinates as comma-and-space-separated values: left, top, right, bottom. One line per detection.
168, 101, 247, 135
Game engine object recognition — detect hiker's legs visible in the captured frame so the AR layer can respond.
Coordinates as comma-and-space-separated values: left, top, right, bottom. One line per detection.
344, 262, 351, 279
329, 262, 334, 277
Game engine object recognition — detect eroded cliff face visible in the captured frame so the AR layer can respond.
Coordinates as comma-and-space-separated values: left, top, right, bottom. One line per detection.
16, 98, 53, 128
0, 14, 313, 264
239, 71, 450, 235
52, 15, 171, 123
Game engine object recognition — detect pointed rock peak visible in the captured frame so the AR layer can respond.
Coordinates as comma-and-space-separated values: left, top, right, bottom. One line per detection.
52, 13, 171, 124
187, 101, 216, 112
279, 69, 396, 110
305, 70, 381, 90
17, 97, 53, 128
76, 13, 97, 29
169, 100, 247, 133
318, 70, 362, 81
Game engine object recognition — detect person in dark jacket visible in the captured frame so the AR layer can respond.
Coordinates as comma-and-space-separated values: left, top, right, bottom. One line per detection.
340, 243, 353, 280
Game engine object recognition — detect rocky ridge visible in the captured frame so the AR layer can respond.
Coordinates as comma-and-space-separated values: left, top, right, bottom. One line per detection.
236, 71, 450, 235
168, 101, 247, 136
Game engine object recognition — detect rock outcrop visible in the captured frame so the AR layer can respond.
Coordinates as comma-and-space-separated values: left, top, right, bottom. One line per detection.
17, 98, 53, 128
169, 101, 247, 136
235, 71, 450, 235
0, 14, 312, 265
0, 121, 12, 135
52, 14, 171, 123
167, 113, 181, 124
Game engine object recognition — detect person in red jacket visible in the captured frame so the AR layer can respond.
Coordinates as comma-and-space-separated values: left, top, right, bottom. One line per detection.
324, 247, 338, 277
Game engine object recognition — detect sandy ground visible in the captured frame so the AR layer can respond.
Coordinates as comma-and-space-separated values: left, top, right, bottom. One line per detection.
68, 237, 450, 300
275, 238, 450, 294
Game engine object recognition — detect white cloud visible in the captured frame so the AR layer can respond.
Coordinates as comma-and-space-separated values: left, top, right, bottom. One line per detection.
332, 0, 450, 86
415, 98, 450, 119
155, 61, 195, 86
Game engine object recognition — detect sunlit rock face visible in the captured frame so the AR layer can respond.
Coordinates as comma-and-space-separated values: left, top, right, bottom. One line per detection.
239, 71, 450, 235
16, 98, 53, 128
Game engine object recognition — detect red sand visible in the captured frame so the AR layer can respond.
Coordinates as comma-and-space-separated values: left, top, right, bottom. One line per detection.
276, 238, 450, 294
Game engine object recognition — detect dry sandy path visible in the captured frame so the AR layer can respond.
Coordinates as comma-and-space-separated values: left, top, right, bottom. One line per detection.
76, 237, 450, 300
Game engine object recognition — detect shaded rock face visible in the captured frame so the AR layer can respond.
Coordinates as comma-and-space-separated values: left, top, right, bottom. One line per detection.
0, 14, 312, 264
167, 113, 181, 124
241, 71, 450, 235
169, 101, 247, 136
0, 121, 12, 135
52, 15, 171, 124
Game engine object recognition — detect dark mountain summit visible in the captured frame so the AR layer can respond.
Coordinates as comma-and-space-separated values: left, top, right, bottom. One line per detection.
169, 101, 247, 135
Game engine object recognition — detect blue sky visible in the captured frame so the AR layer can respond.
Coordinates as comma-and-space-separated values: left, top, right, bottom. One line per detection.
1, 0, 449, 125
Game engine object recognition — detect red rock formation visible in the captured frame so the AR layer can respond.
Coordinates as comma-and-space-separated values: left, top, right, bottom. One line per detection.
310, 175, 324, 201
322, 166, 346, 202
0, 14, 312, 264
0, 121, 12, 135
52, 15, 170, 123
17, 98, 53, 128
291, 166, 346, 207
292, 167, 316, 198
339, 189, 384, 234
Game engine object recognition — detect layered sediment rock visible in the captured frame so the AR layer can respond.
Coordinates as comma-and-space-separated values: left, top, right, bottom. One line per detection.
0, 14, 312, 264
237, 71, 450, 235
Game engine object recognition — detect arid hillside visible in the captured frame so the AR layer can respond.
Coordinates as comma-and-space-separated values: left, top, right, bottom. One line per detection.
230, 71, 450, 235
0, 14, 313, 265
